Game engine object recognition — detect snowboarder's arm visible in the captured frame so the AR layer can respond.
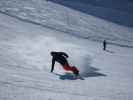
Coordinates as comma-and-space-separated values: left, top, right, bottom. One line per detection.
51, 58, 55, 72
60, 52, 69, 58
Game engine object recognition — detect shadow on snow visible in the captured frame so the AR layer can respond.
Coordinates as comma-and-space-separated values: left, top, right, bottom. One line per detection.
48, 0, 133, 28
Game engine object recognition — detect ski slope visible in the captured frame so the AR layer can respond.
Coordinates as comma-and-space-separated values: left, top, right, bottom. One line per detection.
0, 0, 133, 100
0, 0, 133, 47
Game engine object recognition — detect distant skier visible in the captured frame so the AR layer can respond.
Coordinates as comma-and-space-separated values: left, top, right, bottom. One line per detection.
103, 40, 107, 51
50, 51, 79, 76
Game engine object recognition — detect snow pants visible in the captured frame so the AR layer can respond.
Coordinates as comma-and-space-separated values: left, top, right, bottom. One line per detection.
63, 64, 79, 75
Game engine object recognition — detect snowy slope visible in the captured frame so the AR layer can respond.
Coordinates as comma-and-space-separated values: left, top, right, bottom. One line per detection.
0, 0, 133, 47
0, 0, 133, 100
0, 9, 133, 100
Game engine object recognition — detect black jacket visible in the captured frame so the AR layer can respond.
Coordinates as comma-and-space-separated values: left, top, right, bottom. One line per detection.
50, 51, 69, 72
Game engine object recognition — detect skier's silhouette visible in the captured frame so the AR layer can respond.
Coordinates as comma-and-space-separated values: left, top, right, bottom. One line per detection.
50, 51, 79, 76
103, 40, 107, 51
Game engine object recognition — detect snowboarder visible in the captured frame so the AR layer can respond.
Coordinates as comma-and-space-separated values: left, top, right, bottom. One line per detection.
103, 40, 107, 51
50, 51, 79, 76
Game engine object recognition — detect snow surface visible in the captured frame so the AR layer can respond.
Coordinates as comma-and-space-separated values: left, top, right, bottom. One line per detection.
0, 0, 133, 47
0, 0, 133, 100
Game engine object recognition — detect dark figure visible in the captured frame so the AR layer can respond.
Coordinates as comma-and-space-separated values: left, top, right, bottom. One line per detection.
103, 40, 107, 51
50, 51, 79, 76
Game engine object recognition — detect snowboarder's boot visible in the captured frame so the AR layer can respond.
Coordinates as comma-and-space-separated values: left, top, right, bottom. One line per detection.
71, 66, 79, 76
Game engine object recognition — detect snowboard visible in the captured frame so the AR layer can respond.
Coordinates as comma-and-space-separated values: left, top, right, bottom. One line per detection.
62, 72, 84, 80
53, 72, 84, 80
